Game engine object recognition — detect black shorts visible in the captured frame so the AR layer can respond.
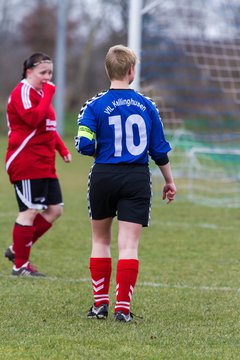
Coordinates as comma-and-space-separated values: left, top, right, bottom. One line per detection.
88, 164, 152, 227
14, 178, 63, 212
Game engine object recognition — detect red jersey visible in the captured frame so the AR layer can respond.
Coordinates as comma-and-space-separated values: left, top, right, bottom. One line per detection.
5, 80, 69, 183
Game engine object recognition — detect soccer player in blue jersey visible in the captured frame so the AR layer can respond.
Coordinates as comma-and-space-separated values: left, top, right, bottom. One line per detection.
75, 44, 176, 322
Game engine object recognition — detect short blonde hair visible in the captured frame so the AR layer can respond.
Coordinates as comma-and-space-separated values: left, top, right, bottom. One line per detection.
105, 45, 137, 81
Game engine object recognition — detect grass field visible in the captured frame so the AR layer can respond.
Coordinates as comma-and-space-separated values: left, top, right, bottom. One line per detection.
0, 135, 239, 360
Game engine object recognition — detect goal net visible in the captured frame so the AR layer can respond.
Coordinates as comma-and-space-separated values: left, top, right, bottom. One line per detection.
151, 146, 240, 208
142, 0, 240, 207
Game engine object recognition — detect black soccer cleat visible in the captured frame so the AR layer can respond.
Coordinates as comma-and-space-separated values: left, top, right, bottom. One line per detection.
114, 311, 134, 323
87, 304, 109, 319
4, 246, 15, 263
12, 263, 45, 277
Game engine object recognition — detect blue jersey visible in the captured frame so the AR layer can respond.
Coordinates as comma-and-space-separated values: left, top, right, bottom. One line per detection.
76, 89, 171, 164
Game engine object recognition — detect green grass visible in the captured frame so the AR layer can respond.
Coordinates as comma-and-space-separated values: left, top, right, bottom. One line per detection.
0, 136, 240, 360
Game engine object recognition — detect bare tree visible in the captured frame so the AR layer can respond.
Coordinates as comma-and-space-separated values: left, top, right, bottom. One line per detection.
66, 0, 129, 108
0, 0, 129, 116
19, 0, 57, 57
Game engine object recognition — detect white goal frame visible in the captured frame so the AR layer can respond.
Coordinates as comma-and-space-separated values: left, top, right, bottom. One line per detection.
151, 146, 240, 208
187, 147, 240, 207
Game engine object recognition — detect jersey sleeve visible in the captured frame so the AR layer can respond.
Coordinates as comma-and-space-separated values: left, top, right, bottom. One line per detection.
77, 102, 97, 132
148, 107, 172, 163
75, 102, 96, 156
55, 132, 70, 158
10, 82, 55, 128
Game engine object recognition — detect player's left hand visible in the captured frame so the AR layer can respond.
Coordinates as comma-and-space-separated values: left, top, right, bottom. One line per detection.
162, 183, 176, 204
63, 153, 72, 162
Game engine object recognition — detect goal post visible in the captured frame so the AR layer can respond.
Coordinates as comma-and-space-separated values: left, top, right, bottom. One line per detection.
128, 1, 240, 207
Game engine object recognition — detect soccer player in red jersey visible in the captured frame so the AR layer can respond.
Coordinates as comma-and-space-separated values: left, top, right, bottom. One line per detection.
4, 52, 71, 276
75, 45, 176, 322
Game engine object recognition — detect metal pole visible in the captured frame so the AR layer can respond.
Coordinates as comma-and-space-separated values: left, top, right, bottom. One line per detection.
55, 0, 67, 136
128, 0, 143, 91
128, 1, 162, 91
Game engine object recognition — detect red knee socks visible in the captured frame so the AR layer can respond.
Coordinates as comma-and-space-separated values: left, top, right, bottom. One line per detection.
115, 259, 139, 314
89, 257, 112, 307
32, 213, 52, 244
89, 258, 139, 313
12, 214, 52, 269
12, 223, 34, 268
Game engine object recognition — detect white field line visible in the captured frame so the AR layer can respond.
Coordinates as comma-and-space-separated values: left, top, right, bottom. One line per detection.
0, 212, 234, 231
0, 274, 239, 293
149, 220, 234, 231
0, 212, 16, 218
139, 281, 240, 293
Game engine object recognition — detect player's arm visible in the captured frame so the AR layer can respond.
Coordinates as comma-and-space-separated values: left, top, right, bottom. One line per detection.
55, 132, 72, 162
148, 109, 171, 164
158, 162, 176, 204
149, 107, 176, 203
75, 125, 96, 156
13, 82, 55, 128
154, 152, 176, 203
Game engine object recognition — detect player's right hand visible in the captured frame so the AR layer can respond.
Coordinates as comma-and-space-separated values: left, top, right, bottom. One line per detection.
44, 81, 55, 87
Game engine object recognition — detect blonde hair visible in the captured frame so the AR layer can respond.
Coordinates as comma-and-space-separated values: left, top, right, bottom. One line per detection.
105, 45, 137, 81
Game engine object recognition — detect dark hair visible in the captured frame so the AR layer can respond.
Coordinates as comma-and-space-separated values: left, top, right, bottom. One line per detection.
22, 52, 52, 79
